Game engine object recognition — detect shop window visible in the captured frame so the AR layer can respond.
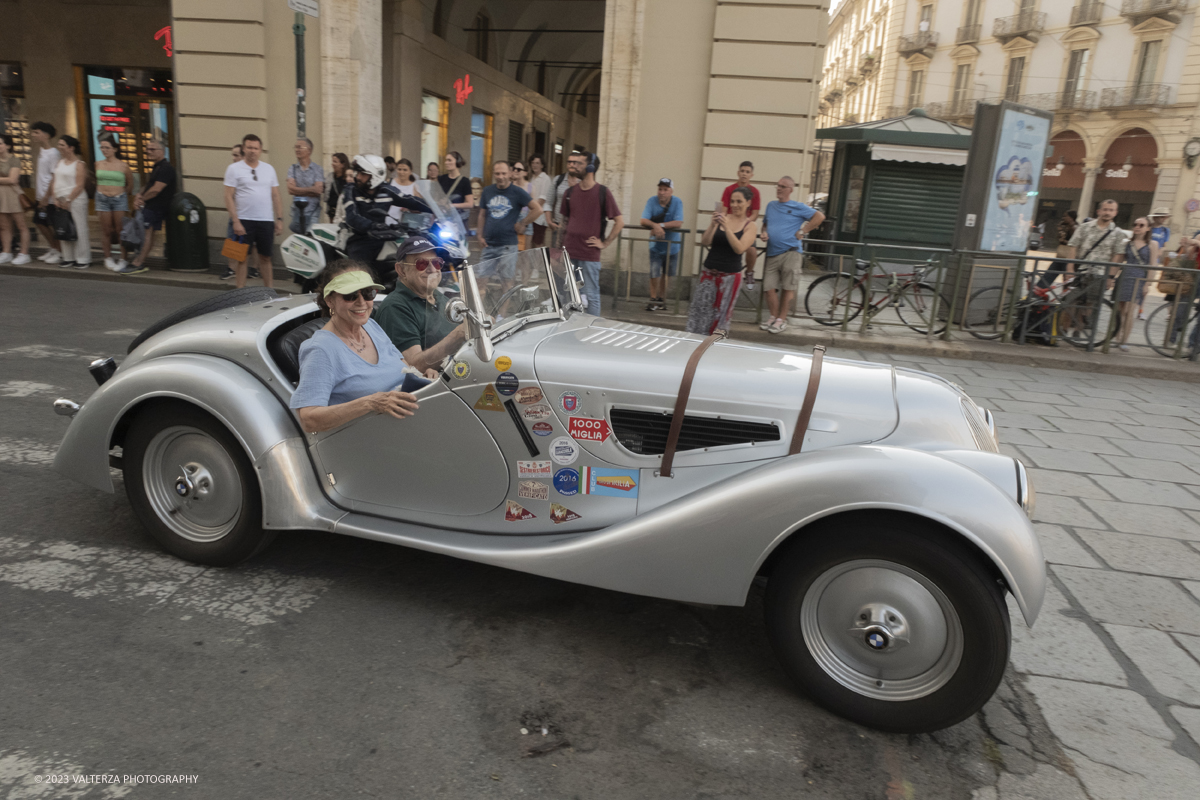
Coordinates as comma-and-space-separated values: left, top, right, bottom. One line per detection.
78, 66, 175, 177
470, 110, 493, 182
421, 93, 449, 178
507, 120, 524, 164
0, 63, 32, 179
906, 69, 925, 109
1005, 57, 1026, 101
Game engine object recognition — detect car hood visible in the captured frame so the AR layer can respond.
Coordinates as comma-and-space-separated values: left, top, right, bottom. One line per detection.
533, 320, 897, 468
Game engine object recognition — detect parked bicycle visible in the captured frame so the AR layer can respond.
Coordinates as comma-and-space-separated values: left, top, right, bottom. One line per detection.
804, 259, 949, 335
963, 271, 1114, 348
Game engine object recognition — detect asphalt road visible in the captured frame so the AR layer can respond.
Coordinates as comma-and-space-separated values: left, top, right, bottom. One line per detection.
1, 275, 1056, 799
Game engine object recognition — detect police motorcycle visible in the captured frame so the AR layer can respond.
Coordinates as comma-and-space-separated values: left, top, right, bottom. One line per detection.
280, 168, 469, 293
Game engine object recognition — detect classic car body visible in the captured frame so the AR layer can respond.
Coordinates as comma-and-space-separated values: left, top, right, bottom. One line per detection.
52, 249, 1044, 733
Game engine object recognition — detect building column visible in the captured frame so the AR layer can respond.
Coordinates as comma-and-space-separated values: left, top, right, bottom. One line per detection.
386, 0, 425, 163
321, 0, 382, 159
1078, 163, 1101, 218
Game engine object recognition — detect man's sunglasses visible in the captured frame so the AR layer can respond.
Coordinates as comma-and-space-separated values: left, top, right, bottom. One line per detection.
251, 168, 257, 181
408, 257, 445, 272
337, 288, 378, 302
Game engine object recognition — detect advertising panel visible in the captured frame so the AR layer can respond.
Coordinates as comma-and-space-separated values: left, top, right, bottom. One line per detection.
978, 108, 1050, 253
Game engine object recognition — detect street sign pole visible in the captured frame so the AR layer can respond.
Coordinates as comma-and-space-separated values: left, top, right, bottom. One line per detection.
294, 11, 306, 137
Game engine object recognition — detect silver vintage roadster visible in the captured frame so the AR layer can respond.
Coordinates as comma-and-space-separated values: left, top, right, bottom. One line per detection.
51, 247, 1044, 734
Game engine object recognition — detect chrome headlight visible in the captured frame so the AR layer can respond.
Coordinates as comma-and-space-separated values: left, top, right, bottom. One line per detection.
1015, 458, 1035, 518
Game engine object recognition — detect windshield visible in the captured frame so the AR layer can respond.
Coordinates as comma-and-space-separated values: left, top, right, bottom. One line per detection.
413, 179, 468, 247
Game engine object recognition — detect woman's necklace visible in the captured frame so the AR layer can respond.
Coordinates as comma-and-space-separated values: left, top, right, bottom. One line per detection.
333, 320, 370, 354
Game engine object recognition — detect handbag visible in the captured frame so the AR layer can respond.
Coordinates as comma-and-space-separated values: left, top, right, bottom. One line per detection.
52, 205, 77, 242
1157, 255, 1196, 297
221, 234, 250, 262
121, 210, 145, 252
33, 204, 52, 227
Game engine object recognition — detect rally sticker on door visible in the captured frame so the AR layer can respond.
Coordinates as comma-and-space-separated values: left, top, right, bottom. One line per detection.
516, 387, 544, 404
505, 499, 536, 521
569, 417, 610, 443
517, 460, 552, 479
550, 503, 582, 524
550, 437, 579, 465
580, 467, 638, 498
473, 384, 505, 412
518, 480, 549, 501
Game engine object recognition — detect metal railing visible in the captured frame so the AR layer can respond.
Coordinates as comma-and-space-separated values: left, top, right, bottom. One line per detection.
1100, 83, 1171, 108
1017, 90, 1097, 112
898, 31, 939, 56
1121, 0, 1189, 23
1070, 0, 1104, 25
956, 24, 981, 44
993, 12, 1047, 41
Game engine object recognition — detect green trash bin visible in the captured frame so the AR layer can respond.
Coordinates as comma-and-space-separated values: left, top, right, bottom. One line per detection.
166, 192, 209, 272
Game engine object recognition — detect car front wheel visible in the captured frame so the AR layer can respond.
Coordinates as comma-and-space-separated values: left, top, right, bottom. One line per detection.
124, 402, 274, 566
765, 513, 1010, 733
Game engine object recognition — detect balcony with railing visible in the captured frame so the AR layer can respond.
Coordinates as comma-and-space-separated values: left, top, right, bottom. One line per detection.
1016, 91, 1098, 112
859, 48, 881, 75
884, 105, 915, 119
1070, 0, 1104, 25
897, 31, 939, 57
1100, 83, 1172, 109
926, 99, 978, 120
956, 23, 981, 44
1121, 0, 1188, 25
993, 12, 1047, 44
824, 83, 844, 103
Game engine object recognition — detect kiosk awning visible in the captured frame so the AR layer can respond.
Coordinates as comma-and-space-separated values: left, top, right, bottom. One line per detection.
869, 143, 968, 166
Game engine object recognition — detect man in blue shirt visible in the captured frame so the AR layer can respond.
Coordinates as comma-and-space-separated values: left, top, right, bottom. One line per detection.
639, 178, 684, 311
760, 176, 823, 333
477, 160, 542, 293
1146, 207, 1173, 319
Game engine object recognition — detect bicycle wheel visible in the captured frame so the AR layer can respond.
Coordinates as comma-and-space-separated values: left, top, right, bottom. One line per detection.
1057, 297, 1115, 348
804, 273, 867, 326
895, 282, 950, 335
962, 286, 1007, 340
1144, 301, 1199, 358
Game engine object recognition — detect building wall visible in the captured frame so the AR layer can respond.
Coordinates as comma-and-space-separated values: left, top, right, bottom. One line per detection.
820, 0, 1200, 236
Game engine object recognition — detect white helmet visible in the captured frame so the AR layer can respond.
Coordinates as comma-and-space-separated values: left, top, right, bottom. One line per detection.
351, 154, 388, 190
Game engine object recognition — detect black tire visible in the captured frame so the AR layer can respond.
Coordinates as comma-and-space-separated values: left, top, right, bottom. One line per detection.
123, 402, 274, 566
1056, 296, 1114, 349
804, 273, 867, 326
894, 281, 950, 335
128, 286, 280, 353
765, 513, 1010, 733
963, 286, 1007, 340
1144, 301, 1199, 358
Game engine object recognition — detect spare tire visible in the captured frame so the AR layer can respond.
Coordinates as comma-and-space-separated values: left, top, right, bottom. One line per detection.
128, 286, 280, 353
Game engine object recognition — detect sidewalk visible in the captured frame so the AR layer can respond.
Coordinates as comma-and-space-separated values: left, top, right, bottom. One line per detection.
6, 255, 1200, 383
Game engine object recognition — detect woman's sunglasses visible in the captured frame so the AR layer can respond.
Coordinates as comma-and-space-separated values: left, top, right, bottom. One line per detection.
337, 288, 377, 302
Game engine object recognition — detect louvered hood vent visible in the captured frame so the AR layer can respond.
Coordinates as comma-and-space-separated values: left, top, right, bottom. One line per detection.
610, 408, 781, 455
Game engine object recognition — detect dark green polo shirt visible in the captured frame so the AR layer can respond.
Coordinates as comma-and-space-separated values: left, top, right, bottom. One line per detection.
374, 283, 458, 353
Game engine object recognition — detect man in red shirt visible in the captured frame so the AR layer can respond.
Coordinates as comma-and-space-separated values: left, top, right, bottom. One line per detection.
561, 151, 624, 313
722, 161, 761, 280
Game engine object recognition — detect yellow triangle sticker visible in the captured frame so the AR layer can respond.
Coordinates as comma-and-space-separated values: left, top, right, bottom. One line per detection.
474, 383, 506, 412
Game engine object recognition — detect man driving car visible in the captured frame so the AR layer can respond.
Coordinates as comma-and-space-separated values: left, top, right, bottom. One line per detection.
375, 236, 469, 374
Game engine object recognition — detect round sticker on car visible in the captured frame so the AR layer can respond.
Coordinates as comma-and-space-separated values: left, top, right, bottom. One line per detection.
450, 361, 471, 380
496, 372, 519, 395
495, 356, 512, 371
550, 436, 579, 465
553, 468, 579, 496
560, 391, 581, 413
532, 422, 553, 436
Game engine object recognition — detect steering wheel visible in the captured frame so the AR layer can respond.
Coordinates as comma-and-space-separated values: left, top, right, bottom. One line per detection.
490, 283, 543, 319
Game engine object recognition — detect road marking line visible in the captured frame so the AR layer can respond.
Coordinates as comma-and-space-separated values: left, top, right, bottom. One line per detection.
0, 381, 61, 398
0, 537, 330, 626
0, 749, 134, 797
0, 344, 101, 360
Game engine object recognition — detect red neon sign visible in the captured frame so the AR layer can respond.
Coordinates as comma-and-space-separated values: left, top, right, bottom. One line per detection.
155, 26, 173, 58
454, 74, 474, 105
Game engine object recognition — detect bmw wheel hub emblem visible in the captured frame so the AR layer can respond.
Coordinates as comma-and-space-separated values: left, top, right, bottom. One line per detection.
867, 632, 888, 650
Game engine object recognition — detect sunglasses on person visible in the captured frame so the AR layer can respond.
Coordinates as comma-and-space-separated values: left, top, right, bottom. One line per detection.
513, 166, 526, 172
337, 288, 378, 302
407, 256, 445, 272
251, 168, 257, 182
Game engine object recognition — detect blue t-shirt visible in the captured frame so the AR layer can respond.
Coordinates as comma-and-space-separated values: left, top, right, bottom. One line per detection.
763, 200, 817, 257
1151, 225, 1170, 249
480, 183, 533, 246
641, 195, 683, 255
289, 319, 409, 409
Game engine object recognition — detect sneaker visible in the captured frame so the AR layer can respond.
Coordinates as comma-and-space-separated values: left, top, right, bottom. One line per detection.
653, 301, 667, 311
44, 251, 62, 265
73, 262, 89, 270
37, 250, 57, 262
116, 259, 128, 270
0, 253, 12, 265
1117, 344, 1130, 351
1137, 311, 1146, 320
118, 263, 149, 275
248, 267, 261, 279
760, 316, 776, 331
104, 257, 118, 271
219, 266, 236, 281
58, 260, 75, 269
645, 298, 658, 311
11, 253, 30, 265
769, 318, 787, 334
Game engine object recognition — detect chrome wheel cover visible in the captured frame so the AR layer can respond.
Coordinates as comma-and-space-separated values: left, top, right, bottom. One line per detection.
801, 559, 963, 702
143, 425, 243, 543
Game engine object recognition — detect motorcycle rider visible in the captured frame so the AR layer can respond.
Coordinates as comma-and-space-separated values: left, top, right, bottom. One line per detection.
341, 154, 407, 276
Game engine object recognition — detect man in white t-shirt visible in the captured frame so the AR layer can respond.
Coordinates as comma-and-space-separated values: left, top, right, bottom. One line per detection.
223, 134, 282, 289
30, 122, 62, 263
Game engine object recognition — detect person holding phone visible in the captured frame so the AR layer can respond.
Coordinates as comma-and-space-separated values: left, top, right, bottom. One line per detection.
689, 187, 757, 335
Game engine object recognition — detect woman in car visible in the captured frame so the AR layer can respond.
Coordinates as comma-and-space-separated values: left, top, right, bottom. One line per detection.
290, 259, 420, 433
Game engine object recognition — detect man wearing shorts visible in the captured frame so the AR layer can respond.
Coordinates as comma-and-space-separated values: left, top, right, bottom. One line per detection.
760, 176, 822, 333
639, 178, 683, 311
223, 134, 282, 289
124, 139, 177, 274
477, 160, 542, 298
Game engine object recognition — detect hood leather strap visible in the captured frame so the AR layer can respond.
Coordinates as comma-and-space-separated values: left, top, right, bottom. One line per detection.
659, 330, 726, 477
789, 345, 827, 455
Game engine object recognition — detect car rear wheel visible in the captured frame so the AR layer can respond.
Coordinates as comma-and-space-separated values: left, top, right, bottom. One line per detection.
765, 513, 1010, 733
124, 402, 274, 566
